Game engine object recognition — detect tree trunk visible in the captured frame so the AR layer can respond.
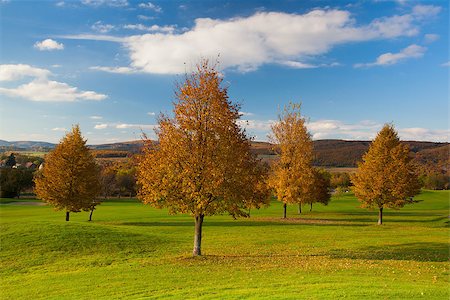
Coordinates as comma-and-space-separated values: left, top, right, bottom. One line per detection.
193, 214, 204, 256
66, 211, 70, 221
283, 203, 287, 219
310, 202, 313, 212
298, 204, 301, 215
89, 209, 94, 221
378, 207, 383, 225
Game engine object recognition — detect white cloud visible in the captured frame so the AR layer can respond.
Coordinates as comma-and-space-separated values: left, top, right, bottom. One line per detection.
237, 119, 275, 132
278, 61, 317, 69
354, 44, 426, 68
89, 66, 137, 74
147, 112, 156, 116
239, 111, 254, 117
81, 0, 128, 7
58, 6, 440, 75
399, 128, 449, 142
51, 127, 67, 132
424, 33, 439, 43
307, 120, 381, 140
94, 123, 108, 129
123, 24, 175, 33
91, 21, 115, 33
123, 8, 437, 74
441, 61, 450, 67
305, 120, 449, 142
138, 2, 162, 12
34, 39, 64, 51
0, 64, 50, 81
116, 123, 157, 130
138, 15, 154, 21
411, 5, 441, 19
57, 34, 125, 42
90, 115, 103, 120
0, 64, 107, 102
56, 1, 65, 7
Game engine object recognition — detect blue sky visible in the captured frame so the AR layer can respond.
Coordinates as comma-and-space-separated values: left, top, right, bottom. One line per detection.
0, 0, 448, 144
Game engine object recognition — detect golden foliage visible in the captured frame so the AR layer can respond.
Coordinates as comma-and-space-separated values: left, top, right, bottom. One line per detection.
137, 60, 270, 218
34, 125, 101, 212
352, 124, 421, 209
268, 103, 315, 206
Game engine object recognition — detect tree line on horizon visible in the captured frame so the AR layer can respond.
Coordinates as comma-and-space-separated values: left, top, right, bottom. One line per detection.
25, 60, 422, 256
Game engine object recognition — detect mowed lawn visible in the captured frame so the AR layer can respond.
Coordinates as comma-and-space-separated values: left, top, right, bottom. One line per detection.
0, 190, 448, 299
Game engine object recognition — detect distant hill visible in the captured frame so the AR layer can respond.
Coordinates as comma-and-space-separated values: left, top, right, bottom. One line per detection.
311, 140, 448, 167
0, 140, 56, 150
1, 139, 447, 169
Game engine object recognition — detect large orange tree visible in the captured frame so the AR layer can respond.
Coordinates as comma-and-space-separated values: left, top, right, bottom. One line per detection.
352, 124, 421, 224
137, 60, 269, 256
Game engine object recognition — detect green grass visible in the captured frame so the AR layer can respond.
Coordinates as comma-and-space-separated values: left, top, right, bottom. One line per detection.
1, 190, 449, 299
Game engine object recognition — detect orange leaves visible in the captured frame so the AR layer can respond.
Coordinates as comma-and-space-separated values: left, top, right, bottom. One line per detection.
34, 125, 101, 213
352, 124, 421, 209
268, 103, 315, 206
137, 59, 269, 217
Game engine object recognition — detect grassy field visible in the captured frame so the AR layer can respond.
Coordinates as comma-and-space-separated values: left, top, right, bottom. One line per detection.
0, 190, 448, 299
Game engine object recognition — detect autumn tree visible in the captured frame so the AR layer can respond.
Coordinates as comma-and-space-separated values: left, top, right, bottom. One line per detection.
35, 125, 101, 221
351, 124, 421, 225
137, 60, 269, 256
99, 162, 117, 199
305, 168, 331, 211
268, 103, 315, 218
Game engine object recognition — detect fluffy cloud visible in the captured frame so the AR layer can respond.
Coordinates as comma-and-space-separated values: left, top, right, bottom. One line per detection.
81, 0, 128, 7
354, 44, 426, 68
94, 123, 108, 129
138, 2, 162, 12
51, 127, 67, 132
116, 123, 157, 130
307, 120, 381, 140
123, 24, 175, 33
90, 115, 103, 120
147, 112, 156, 116
398, 128, 449, 142
236, 118, 448, 142
424, 33, 439, 43
411, 5, 441, 19
60, 5, 440, 74
0, 64, 107, 102
122, 6, 439, 74
0, 64, 50, 81
34, 39, 64, 51
441, 61, 450, 67
91, 21, 115, 33
307, 120, 448, 142
89, 66, 137, 74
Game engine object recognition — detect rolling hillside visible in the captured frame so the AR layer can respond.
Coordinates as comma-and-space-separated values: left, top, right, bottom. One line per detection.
1, 139, 447, 168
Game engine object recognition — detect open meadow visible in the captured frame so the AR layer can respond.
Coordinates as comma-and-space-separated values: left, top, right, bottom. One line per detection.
1, 190, 449, 299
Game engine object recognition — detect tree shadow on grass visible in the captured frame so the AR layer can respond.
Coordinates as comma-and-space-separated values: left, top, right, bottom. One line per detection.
119, 219, 369, 227
329, 242, 450, 262
330, 214, 448, 224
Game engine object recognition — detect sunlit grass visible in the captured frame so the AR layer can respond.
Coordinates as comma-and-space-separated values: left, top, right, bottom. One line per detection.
1, 190, 448, 299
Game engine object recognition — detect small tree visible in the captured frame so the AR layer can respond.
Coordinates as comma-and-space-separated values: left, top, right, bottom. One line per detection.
306, 168, 331, 211
268, 103, 315, 218
34, 125, 101, 221
5, 153, 16, 167
137, 60, 269, 256
352, 124, 421, 225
